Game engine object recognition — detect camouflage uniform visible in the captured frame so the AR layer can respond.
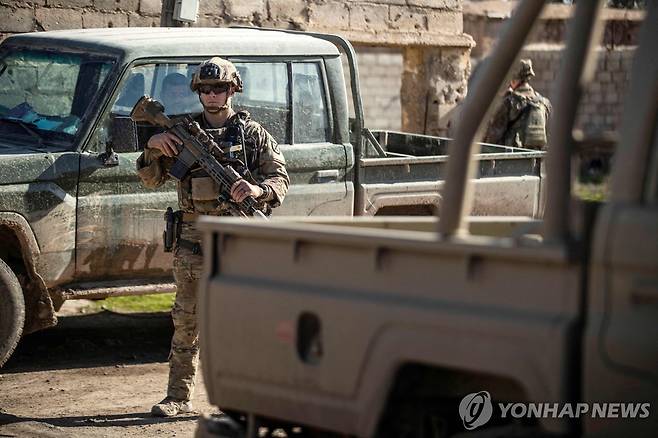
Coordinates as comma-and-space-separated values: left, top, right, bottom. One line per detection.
136, 110, 289, 404
484, 59, 552, 150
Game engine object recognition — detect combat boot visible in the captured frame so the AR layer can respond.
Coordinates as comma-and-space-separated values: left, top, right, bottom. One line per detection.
151, 397, 194, 417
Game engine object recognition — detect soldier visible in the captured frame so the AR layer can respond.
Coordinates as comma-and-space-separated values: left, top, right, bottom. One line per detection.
136, 57, 289, 417
484, 59, 552, 150
160, 72, 199, 115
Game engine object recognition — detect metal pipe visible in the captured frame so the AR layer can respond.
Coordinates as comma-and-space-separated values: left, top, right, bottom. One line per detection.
438, 0, 546, 237
609, 2, 658, 203
542, 0, 605, 242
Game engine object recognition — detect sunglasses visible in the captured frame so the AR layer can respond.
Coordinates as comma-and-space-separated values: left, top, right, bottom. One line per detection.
199, 84, 230, 94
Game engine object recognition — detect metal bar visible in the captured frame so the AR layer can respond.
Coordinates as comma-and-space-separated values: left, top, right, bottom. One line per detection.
60, 282, 176, 300
437, 0, 546, 237
609, 2, 658, 203
363, 128, 388, 157
542, 0, 605, 242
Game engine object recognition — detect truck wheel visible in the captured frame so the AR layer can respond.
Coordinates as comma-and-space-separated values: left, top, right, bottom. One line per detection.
0, 259, 25, 368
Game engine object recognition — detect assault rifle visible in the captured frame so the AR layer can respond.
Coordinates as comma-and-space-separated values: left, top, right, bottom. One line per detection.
130, 96, 267, 219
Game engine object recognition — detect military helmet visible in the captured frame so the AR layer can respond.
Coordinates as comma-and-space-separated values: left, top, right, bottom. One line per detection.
514, 59, 535, 81
190, 57, 243, 93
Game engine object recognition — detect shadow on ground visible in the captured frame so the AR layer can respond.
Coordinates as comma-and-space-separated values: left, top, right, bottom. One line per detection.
0, 411, 196, 428
2, 310, 173, 373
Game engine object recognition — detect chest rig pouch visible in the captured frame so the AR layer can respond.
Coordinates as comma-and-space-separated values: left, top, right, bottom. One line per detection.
182, 113, 258, 213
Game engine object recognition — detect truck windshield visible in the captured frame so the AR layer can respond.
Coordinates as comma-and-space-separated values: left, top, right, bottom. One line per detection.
0, 48, 114, 150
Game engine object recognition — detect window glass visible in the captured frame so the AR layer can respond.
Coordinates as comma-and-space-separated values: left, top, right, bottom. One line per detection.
111, 63, 201, 116
292, 62, 330, 143
107, 61, 291, 146
232, 62, 290, 144
0, 48, 113, 149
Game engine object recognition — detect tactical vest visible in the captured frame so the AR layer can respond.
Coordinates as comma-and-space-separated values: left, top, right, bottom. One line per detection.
178, 111, 258, 214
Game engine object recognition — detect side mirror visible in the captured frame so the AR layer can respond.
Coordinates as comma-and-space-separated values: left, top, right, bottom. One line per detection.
109, 116, 139, 153
98, 116, 138, 167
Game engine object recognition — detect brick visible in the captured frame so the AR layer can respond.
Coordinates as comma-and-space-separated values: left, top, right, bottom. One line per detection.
127, 12, 159, 26
196, 14, 228, 27
612, 71, 626, 83
47, 0, 93, 7
407, 0, 460, 10
95, 0, 140, 12
268, 0, 306, 22
139, 0, 162, 15
198, 0, 222, 15
427, 10, 462, 34
389, 6, 426, 32
355, 0, 405, 5
35, 7, 83, 30
0, 6, 34, 32
350, 3, 388, 32
224, 0, 266, 20
82, 11, 129, 28
308, 1, 348, 30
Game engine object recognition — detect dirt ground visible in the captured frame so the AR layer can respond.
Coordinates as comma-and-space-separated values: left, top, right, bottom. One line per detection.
0, 301, 216, 437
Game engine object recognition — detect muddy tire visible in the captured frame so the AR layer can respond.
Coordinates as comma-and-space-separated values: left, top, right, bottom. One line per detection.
0, 259, 25, 368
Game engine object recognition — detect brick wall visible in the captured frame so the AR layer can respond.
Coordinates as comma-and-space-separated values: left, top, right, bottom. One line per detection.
0, 0, 161, 39
353, 46, 403, 130
194, 0, 465, 46
521, 45, 634, 136
463, 1, 643, 136
0, 1, 470, 135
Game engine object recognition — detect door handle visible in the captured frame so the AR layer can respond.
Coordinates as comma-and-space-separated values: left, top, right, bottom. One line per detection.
313, 169, 339, 183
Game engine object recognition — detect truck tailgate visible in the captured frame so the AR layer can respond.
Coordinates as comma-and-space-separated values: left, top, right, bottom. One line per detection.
198, 218, 580, 436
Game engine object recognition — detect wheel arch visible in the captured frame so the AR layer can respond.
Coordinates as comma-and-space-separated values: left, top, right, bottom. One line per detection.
0, 212, 56, 334
352, 326, 556, 437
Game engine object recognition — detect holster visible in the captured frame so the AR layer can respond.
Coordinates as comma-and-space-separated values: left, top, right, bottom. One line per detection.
163, 207, 181, 252
163, 208, 203, 255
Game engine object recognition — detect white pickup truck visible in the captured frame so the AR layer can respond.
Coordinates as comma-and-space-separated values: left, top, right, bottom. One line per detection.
196, 2, 656, 437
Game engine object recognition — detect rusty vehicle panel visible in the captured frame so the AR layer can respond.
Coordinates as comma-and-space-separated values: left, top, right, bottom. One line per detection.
197, 2, 657, 437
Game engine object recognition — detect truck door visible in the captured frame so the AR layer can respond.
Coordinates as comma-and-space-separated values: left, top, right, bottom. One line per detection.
75, 63, 188, 281
596, 132, 658, 380
232, 60, 352, 216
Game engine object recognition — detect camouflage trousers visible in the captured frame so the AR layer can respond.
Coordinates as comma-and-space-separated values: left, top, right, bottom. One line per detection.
167, 221, 203, 401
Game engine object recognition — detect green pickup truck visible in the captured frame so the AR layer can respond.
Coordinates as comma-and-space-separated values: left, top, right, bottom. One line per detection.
0, 27, 545, 367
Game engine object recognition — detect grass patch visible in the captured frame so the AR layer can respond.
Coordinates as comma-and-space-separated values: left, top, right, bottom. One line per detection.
574, 181, 609, 202
90, 293, 175, 313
